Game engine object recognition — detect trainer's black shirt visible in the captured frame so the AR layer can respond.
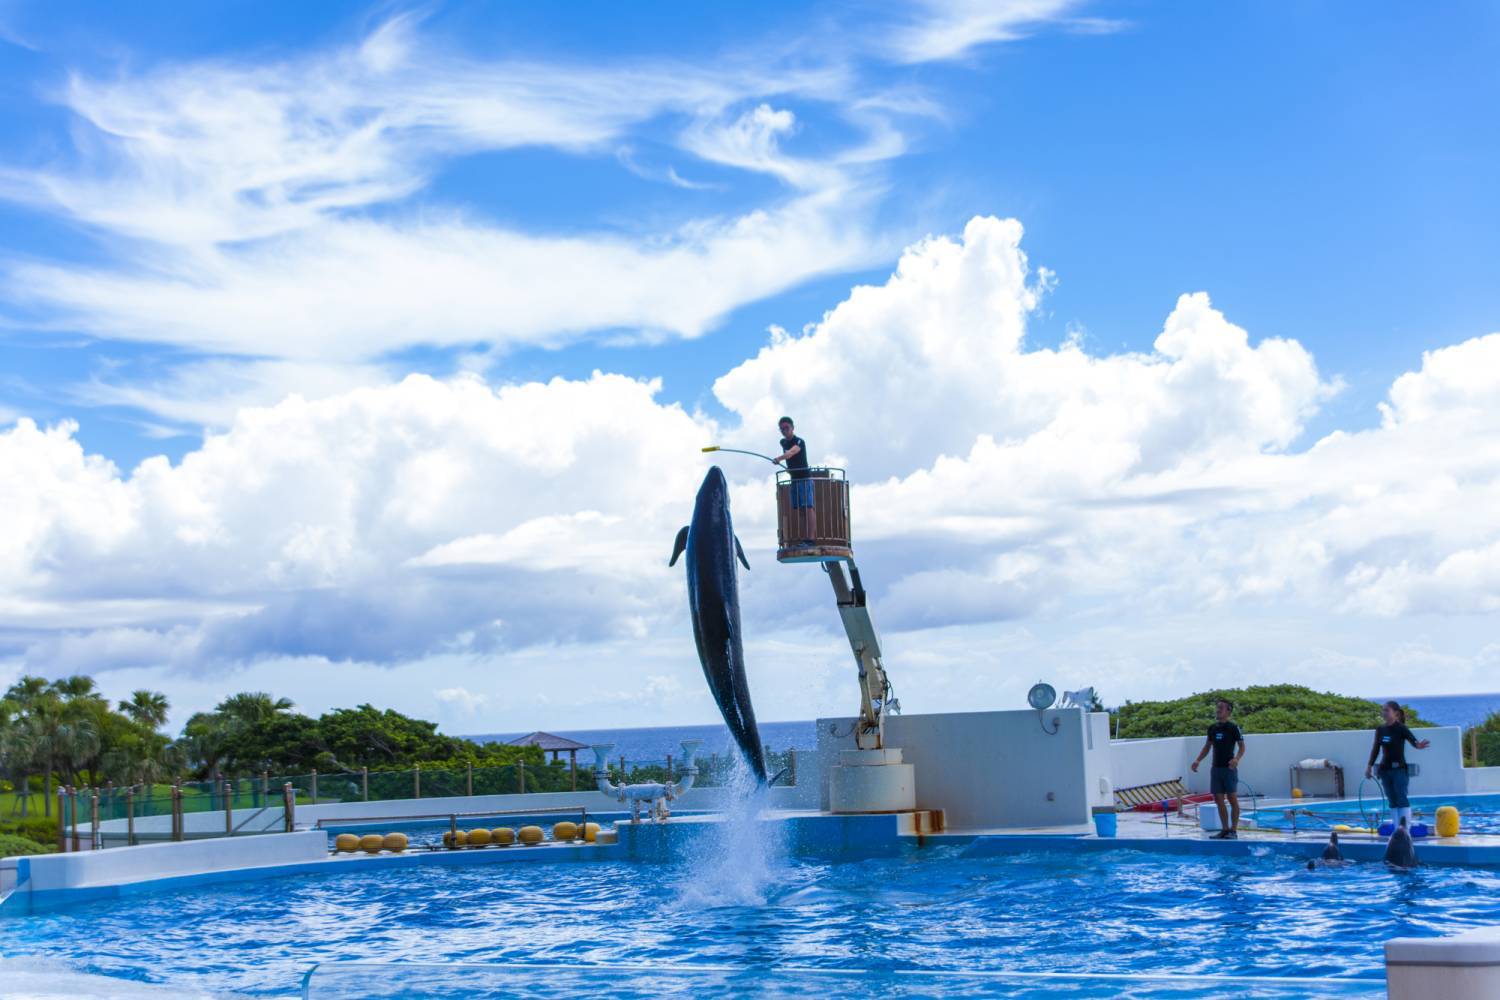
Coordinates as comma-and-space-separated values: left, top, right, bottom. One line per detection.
780, 435, 809, 478
1370, 723, 1418, 769
1207, 721, 1242, 768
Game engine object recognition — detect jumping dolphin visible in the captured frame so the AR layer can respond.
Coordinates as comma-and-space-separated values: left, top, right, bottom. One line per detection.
1384, 818, 1419, 868
670, 467, 767, 784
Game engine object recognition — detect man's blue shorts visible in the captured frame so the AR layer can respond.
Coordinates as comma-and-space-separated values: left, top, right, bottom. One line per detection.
1378, 765, 1410, 808
1210, 766, 1238, 796
790, 478, 814, 509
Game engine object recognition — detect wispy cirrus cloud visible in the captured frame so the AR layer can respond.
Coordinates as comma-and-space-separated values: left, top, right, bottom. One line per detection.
0, 14, 912, 368
886, 0, 1124, 63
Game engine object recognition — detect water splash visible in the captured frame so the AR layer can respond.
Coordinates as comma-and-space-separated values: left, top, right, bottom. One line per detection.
675, 759, 788, 909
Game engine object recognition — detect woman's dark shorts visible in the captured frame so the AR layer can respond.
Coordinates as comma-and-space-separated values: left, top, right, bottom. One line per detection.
1211, 766, 1239, 795
1378, 765, 1410, 808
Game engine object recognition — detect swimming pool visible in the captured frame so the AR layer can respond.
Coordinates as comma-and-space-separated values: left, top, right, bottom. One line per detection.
3, 835, 1497, 998
1251, 792, 1500, 834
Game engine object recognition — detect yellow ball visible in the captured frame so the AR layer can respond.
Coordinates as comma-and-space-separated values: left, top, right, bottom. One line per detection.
359, 834, 384, 854
1291, 788, 1303, 798
492, 827, 516, 846
553, 821, 578, 841
583, 822, 601, 843
467, 828, 492, 847
382, 833, 408, 853
334, 833, 360, 853
518, 825, 544, 845
1436, 805, 1460, 838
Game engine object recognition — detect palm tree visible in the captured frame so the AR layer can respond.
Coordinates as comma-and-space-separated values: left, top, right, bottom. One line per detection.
217, 692, 296, 728
0, 696, 36, 816
119, 690, 170, 731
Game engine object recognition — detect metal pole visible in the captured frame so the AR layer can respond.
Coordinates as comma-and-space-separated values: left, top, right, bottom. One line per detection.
361, 766, 369, 801
127, 787, 136, 846
310, 768, 318, 805
790, 748, 798, 786
570, 751, 577, 792
283, 783, 295, 832
414, 764, 421, 799
224, 779, 233, 836
91, 791, 101, 851
466, 763, 473, 798
518, 760, 526, 795
56, 788, 67, 853
261, 771, 269, 806
70, 787, 80, 852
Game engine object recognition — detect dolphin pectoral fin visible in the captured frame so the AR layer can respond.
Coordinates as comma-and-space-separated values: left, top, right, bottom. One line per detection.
669, 526, 689, 567
734, 535, 750, 571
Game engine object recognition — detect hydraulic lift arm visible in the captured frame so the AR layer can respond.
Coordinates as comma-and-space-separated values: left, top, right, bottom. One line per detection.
824, 559, 898, 750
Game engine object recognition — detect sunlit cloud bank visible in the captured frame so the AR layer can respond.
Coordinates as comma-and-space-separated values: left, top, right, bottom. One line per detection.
3, 216, 1498, 725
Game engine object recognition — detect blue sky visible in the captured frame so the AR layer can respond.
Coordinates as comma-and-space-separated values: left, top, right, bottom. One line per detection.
1, 1, 1498, 731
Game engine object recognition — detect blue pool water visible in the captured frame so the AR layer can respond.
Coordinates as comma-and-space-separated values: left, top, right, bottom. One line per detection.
4, 841, 1498, 997
1252, 793, 1500, 834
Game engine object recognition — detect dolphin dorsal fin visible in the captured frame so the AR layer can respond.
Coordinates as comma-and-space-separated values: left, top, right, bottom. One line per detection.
734, 535, 750, 571
669, 526, 690, 567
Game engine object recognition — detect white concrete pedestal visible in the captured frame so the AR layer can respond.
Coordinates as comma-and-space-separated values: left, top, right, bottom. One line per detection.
1387, 927, 1500, 999
828, 747, 916, 814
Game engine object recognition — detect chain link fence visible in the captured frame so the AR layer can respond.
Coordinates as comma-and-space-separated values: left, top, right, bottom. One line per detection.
48, 745, 804, 851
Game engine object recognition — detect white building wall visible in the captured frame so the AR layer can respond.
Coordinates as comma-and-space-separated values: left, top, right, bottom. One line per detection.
817, 708, 1110, 831
23, 830, 327, 891
1112, 726, 1468, 799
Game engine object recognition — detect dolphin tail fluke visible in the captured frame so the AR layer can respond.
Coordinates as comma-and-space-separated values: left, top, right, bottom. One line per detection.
734, 535, 750, 571
669, 526, 689, 567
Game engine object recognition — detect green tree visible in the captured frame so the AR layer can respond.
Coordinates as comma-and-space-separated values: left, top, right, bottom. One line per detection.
1114, 684, 1429, 739
119, 690, 170, 730
1465, 712, 1500, 767
316, 704, 464, 768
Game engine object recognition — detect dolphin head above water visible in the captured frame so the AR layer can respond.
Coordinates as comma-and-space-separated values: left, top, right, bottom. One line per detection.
1383, 818, 1419, 868
670, 466, 765, 784
1321, 830, 1343, 862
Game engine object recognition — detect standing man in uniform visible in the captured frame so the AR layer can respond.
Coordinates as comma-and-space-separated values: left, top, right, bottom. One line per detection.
1190, 698, 1246, 839
780, 413, 816, 539
774, 416, 812, 509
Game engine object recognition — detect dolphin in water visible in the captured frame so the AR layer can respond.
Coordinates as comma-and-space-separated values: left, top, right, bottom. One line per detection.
1321, 830, 1344, 862
1308, 830, 1345, 870
670, 467, 767, 784
1384, 818, 1419, 868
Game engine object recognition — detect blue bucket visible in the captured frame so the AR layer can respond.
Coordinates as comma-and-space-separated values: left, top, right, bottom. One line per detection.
1093, 811, 1117, 837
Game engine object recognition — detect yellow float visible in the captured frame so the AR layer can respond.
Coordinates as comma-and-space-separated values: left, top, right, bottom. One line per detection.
518, 825, 544, 845
334, 833, 360, 853
492, 827, 516, 846
1291, 788, 1303, 798
467, 828, 492, 847
1436, 806, 1460, 838
382, 833, 408, 853
359, 834, 384, 854
553, 821, 579, 842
